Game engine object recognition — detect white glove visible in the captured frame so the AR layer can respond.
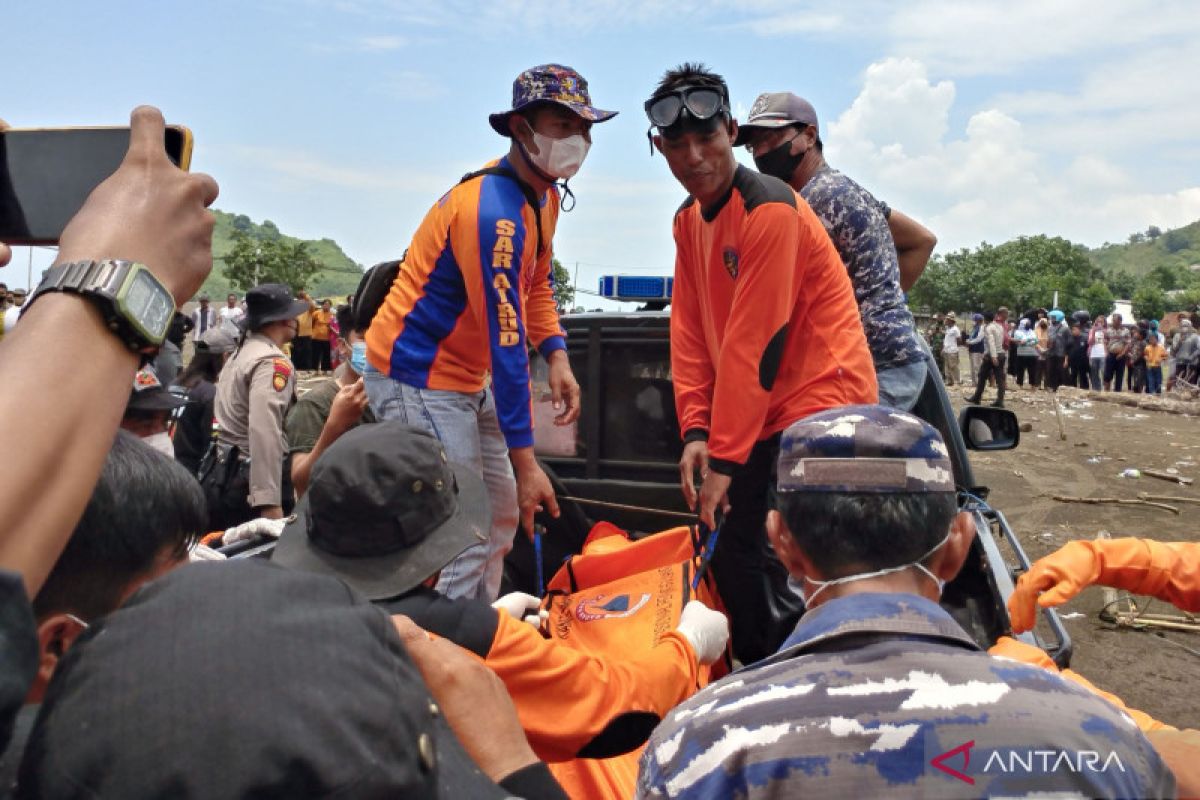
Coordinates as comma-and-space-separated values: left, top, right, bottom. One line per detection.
492, 592, 544, 627
222, 515, 290, 546
188, 543, 227, 562
675, 600, 729, 666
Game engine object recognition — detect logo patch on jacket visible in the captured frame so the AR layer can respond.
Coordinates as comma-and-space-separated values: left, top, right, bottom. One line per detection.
271, 358, 292, 392
722, 247, 739, 279
575, 593, 651, 622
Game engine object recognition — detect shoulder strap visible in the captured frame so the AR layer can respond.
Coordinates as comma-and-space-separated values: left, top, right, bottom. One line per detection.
459, 166, 545, 257
351, 259, 404, 334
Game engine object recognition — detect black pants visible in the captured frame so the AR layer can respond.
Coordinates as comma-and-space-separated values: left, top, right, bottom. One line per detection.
1129, 362, 1146, 393
1014, 355, 1038, 387
312, 339, 331, 372
1045, 356, 1066, 391
200, 450, 294, 532
1069, 357, 1090, 388
293, 336, 313, 370
970, 355, 1007, 406
1104, 354, 1125, 390
709, 435, 805, 665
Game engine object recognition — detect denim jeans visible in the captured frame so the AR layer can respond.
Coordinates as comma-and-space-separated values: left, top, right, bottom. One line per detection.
1147, 366, 1163, 394
364, 368, 519, 601
876, 357, 928, 412
1089, 357, 1104, 391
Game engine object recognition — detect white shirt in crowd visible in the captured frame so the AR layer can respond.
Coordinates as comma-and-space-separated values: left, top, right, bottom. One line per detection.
218, 305, 245, 327
1088, 328, 1107, 360
191, 306, 218, 335
942, 324, 962, 354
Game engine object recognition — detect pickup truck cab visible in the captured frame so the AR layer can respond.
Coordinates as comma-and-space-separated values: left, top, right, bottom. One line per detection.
506, 310, 1072, 666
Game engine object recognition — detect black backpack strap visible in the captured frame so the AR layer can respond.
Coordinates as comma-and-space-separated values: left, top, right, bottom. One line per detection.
459, 167, 545, 257
351, 258, 404, 334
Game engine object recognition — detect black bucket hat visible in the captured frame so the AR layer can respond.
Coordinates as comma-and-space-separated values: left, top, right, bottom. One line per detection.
244, 283, 310, 331
272, 422, 489, 600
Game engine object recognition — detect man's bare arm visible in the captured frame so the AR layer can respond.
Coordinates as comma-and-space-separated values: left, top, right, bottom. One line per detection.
888, 208, 937, 292
0, 107, 218, 595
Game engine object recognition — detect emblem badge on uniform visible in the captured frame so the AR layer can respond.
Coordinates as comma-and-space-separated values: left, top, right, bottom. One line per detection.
722, 247, 739, 279
271, 358, 292, 392
575, 593, 652, 622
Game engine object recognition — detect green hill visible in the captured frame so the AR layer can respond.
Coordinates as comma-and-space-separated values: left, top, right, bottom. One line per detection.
197, 210, 366, 301
1088, 220, 1200, 280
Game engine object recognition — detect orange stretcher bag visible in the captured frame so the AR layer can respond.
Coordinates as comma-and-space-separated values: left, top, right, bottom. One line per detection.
543, 522, 729, 800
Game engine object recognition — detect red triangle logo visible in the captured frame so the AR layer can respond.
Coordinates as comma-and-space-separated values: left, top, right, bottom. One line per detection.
930, 740, 976, 785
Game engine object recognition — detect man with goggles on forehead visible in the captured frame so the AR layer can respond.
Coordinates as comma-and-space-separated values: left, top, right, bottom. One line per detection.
737, 93, 936, 411
645, 63, 877, 664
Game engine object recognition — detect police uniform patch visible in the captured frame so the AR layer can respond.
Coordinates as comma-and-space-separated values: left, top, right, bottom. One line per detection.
271, 358, 292, 392
722, 247, 739, 279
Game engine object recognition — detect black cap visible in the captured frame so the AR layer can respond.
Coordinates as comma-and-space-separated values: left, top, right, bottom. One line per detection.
272, 423, 489, 600
244, 283, 310, 330
127, 367, 187, 411
19, 560, 507, 798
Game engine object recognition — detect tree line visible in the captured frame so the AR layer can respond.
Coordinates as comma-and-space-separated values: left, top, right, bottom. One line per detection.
909, 234, 1200, 320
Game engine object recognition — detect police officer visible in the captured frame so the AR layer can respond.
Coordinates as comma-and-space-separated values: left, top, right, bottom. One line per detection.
204, 283, 305, 529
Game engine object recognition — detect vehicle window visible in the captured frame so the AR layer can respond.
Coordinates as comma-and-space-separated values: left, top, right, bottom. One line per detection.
600, 343, 681, 463
530, 356, 580, 458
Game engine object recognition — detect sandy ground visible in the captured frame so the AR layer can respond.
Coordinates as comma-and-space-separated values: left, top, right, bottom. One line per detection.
948, 379, 1200, 728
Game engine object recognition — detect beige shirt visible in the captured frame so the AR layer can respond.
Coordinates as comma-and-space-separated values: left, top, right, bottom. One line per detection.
215, 333, 296, 508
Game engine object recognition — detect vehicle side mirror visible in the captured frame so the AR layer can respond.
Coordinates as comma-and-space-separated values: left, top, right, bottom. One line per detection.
959, 405, 1020, 451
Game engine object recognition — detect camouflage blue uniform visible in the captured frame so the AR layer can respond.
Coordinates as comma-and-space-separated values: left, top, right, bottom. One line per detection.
637, 405, 1174, 799
637, 592, 1173, 799
799, 165, 924, 372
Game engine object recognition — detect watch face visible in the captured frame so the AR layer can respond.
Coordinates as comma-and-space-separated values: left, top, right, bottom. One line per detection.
125, 269, 174, 340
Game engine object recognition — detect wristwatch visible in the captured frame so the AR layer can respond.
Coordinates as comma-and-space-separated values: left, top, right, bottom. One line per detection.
26, 259, 176, 354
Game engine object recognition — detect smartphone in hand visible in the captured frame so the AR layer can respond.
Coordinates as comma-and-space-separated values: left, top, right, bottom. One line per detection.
0, 125, 192, 245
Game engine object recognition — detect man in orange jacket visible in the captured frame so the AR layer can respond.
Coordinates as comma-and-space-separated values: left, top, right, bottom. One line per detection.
272, 422, 730, 763
644, 63, 877, 662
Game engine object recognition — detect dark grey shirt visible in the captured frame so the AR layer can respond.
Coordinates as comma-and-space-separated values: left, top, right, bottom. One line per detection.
639, 593, 1173, 799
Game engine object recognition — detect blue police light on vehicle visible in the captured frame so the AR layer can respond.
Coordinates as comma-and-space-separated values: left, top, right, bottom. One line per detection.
598, 275, 673, 302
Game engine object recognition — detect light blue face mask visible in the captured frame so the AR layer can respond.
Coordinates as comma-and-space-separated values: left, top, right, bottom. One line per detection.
350, 341, 368, 375
788, 530, 951, 607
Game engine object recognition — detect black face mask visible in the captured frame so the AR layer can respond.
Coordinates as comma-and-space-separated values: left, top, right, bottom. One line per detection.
753, 137, 805, 182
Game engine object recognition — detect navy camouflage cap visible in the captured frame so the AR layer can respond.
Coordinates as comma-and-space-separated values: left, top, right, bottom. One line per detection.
777, 404, 954, 494
489, 63, 617, 137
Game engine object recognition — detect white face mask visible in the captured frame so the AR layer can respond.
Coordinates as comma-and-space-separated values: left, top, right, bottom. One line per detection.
522, 124, 590, 179
143, 431, 176, 459
788, 530, 951, 607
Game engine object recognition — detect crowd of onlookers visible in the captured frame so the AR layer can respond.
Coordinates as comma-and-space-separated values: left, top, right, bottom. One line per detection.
928, 307, 1199, 397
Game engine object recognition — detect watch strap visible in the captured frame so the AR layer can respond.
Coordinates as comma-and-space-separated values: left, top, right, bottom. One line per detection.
28, 259, 168, 355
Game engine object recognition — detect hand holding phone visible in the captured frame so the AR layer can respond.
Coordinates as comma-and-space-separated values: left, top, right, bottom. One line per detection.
51, 107, 219, 305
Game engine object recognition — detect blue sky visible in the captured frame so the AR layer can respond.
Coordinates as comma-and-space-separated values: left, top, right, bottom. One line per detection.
6, 1, 1199, 306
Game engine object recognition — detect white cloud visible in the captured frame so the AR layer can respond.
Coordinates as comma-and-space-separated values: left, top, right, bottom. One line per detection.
226, 145, 450, 194
825, 57, 1200, 251
887, 0, 1199, 76
731, 11, 844, 37
830, 58, 954, 156
356, 34, 406, 51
